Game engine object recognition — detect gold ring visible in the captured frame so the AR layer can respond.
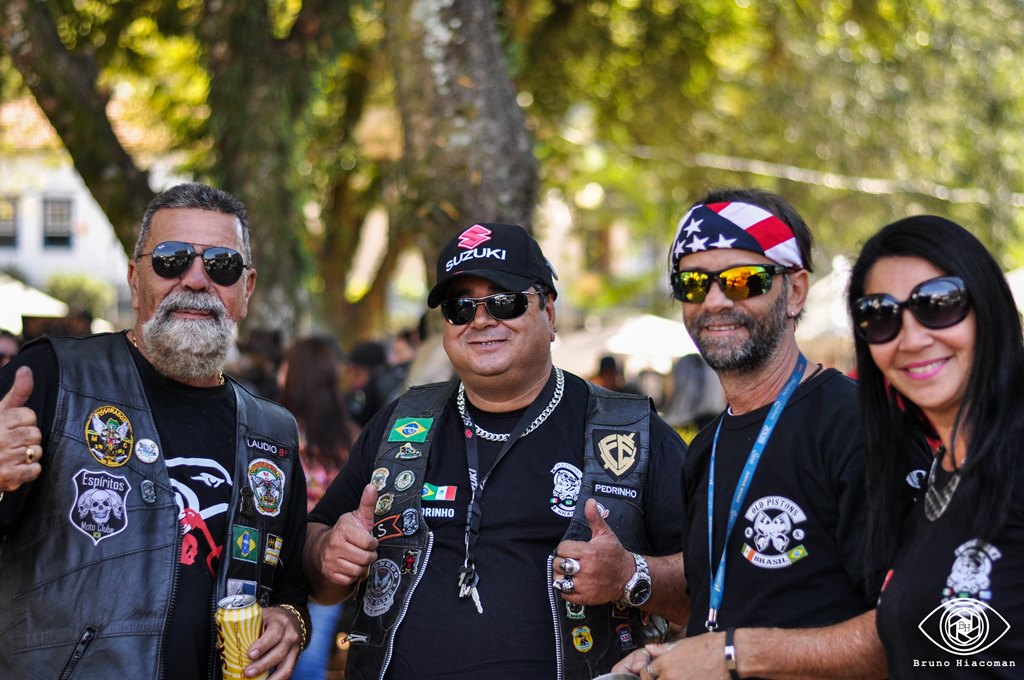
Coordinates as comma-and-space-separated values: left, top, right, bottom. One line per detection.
25, 446, 34, 465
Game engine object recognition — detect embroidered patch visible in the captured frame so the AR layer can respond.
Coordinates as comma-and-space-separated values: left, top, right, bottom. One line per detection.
594, 430, 639, 481
363, 559, 401, 616
247, 458, 285, 517
85, 406, 134, 467
549, 462, 582, 518
422, 483, 456, 501
395, 443, 423, 460
371, 467, 390, 491
264, 534, 283, 566
566, 602, 585, 620
394, 470, 416, 492
373, 514, 404, 542
232, 525, 260, 563
593, 481, 639, 500
70, 469, 131, 545
401, 549, 422, 575
375, 493, 395, 515
616, 623, 636, 651
740, 495, 809, 569
571, 626, 593, 653
401, 507, 419, 535
388, 418, 433, 443
611, 601, 630, 619
246, 436, 287, 457
135, 438, 160, 464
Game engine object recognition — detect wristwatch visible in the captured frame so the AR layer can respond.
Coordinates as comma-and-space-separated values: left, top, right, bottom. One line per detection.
621, 551, 652, 606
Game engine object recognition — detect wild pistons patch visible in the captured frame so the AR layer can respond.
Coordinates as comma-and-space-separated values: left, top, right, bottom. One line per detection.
70, 468, 131, 545
594, 430, 639, 481
247, 458, 285, 517
85, 405, 134, 467
740, 495, 809, 569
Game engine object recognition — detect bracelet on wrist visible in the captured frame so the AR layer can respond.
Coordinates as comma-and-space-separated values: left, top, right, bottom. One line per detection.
277, 604, 308, 650
724, 627, 740, 680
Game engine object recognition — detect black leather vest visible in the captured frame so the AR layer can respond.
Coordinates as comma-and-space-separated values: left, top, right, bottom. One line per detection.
345, 379, 654, 680
0, 334, 299, 679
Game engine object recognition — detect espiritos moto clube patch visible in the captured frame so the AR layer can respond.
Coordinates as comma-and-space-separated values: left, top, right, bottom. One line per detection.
85, 406, 134, 467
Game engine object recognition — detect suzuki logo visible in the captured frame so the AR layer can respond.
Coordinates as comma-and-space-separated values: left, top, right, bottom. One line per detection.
458, 224, 492, 250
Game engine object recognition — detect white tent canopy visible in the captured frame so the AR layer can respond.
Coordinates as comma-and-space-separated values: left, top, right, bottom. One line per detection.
0, 273, 69, 335
552, 313, 698, 377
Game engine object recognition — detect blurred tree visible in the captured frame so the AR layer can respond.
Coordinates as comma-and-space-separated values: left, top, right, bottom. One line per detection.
45, 273, 115, 319
3, 0, 1024, 340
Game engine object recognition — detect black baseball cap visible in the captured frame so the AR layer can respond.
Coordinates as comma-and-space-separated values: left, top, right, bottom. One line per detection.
427, 223, 558, 308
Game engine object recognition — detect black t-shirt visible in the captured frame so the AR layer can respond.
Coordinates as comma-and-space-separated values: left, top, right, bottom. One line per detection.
0, 337, 308, 677
876, 465, 1024, 678
680, 369, 876, 636
310, 371, 685, 680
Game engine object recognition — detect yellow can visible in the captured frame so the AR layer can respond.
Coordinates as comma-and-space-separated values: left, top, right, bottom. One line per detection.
215, 594, 267, 680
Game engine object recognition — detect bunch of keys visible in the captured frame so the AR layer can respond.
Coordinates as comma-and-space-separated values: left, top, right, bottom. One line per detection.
457, 563, 484, 614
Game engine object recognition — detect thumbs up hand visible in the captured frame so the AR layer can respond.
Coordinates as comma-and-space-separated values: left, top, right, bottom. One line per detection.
0, 367, 42, 492
553, 498, 634, 605
319, 483, 381, 587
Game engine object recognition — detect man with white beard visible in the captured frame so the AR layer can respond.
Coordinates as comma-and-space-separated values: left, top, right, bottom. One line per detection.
0, 183, 309, 679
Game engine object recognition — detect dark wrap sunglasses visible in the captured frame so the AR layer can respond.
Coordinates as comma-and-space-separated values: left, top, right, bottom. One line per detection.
441, 290, 542, 325
851, 275, 971, 344
671, 264, 791, 304
138, 241, 250, 286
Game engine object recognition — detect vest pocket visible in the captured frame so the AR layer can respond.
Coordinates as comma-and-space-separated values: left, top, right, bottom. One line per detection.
58, 625, 97, 680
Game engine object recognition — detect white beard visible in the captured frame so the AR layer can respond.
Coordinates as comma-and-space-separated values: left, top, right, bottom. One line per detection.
141, 290, 235, 384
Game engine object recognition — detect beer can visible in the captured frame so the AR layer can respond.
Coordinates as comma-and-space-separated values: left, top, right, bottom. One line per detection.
215, 594, 267, 680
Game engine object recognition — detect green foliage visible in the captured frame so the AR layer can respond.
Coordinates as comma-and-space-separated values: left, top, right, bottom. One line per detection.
44, 273, 115, 319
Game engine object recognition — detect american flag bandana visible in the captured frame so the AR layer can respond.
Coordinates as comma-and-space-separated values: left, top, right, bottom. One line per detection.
669, 201, 804, 271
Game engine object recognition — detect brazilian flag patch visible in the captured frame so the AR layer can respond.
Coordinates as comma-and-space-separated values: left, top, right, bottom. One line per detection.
786, 545, 809, 563
388, 418, 433, 443
232, 524, 260, 563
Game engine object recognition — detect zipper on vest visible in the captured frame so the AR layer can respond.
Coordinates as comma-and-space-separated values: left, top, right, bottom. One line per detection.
58, 626, 97, 680
379, 531, 435, 680
158, 521, 184, 680
546, 554, 565, 680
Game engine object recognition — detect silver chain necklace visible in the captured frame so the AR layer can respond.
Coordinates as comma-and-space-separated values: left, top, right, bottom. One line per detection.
924, 446, 962, 521
457, 368, 565, 442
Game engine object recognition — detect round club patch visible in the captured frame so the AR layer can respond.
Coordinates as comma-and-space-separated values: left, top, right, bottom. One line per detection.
247, 458, 285, 517
85, 405, 134, 467
363, 559, 402, 617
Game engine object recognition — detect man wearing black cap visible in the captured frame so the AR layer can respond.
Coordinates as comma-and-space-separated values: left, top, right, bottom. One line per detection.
616, 188, 919, 679
304, 222, 688, 679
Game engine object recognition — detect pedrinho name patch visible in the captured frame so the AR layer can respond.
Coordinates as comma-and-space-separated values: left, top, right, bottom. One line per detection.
388, 418, 433, 443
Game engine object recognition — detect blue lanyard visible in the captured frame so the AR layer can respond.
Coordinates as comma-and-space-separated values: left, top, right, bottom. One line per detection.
705, 353, 807, 631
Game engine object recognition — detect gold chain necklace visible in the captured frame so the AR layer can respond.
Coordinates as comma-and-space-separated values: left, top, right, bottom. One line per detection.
127, 331, 225, 386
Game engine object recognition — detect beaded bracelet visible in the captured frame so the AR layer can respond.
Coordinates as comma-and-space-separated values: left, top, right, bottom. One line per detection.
277, 604, 308, 650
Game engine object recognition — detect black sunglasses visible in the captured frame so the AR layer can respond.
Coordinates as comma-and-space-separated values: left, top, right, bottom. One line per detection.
138, 241, 250, 286
440, 290, 542, 326
852, 276, 971, 344
671, 264, 791, 304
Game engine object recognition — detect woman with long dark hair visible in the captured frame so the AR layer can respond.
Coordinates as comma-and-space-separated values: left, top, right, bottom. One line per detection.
278, 335, 360, 679
847, 215, 1024, 676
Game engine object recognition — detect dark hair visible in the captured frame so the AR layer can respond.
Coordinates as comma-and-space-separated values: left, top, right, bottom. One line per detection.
134, 182, 251, 263
692, 186, 815, 274
278, 336, 355, 469
847, 215, 1024, 583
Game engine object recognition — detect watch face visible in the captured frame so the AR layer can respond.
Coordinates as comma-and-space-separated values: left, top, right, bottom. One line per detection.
629, 580, 652, 605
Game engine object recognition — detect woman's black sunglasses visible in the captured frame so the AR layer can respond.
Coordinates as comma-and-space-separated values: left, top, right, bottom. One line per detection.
851, 276, 971, 344
441, 290, 541, 326
671, 264, 791, 304
138, 241, 250, 286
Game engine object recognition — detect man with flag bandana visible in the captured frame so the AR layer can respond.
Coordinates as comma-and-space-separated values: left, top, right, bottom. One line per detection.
616, 188, 926, 680
304, 222, 688, 679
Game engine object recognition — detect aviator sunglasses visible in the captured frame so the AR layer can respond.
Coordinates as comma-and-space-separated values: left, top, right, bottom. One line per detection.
671, 264, 791, 304
852, 276, 971, 344
138, 241, 250, 286
441, 290, 542, 326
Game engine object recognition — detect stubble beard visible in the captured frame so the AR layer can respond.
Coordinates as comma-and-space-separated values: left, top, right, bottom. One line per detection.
686, 289, 790, 374
141, 290, 235, 384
